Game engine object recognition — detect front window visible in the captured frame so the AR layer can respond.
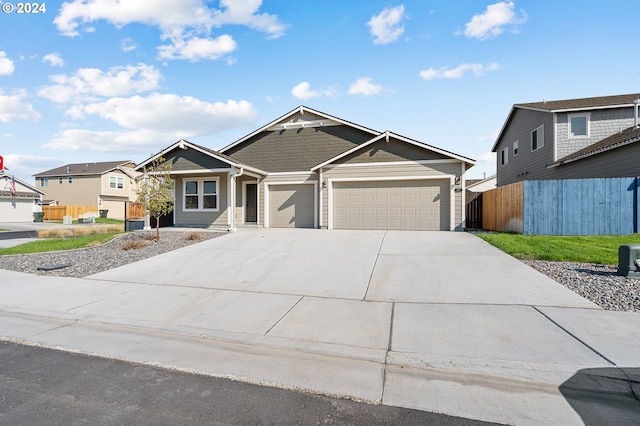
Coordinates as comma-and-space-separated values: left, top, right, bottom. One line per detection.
184, 178, 219, 211
58, 177, 62, 184
109, 176, 124, 189
513, 140, 518, 156
569, 113, 589, 138
500, 148, 508, 166
41, 178, 48, 187
68, 176, 73, 184
531, 125, 544, 151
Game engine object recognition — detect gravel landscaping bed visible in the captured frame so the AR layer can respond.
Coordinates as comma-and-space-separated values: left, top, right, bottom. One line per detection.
0, 231, 224, 278
524, 260, 640, 312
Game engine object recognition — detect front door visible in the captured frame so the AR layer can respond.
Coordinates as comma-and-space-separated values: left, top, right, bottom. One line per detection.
245, 183, 258, 223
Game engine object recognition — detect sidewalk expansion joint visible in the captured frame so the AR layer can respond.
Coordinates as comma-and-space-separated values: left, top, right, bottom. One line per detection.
363, 230, 387, 301
532, 306, 616, 365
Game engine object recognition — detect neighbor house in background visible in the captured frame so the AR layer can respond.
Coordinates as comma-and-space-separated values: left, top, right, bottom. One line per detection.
0, 171, 45, 222
492, 93, 640, 187
33, 161, 140, 220
136, 106, 475, 231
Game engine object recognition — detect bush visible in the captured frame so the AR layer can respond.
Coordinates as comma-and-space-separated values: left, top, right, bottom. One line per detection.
186, 232, 202, 241
121, 240, 150, 251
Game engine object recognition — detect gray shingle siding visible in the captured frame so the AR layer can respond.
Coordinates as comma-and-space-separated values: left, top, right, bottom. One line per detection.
224, 125, 373, 172
555, 108, 635, 159
164, 148, 231, 171
336, 139, 449, 165
495, 108, 555, 186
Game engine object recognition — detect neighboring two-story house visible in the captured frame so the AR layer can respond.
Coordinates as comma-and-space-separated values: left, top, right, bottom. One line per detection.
492, 93, 640, 187
33, 161, 140, 219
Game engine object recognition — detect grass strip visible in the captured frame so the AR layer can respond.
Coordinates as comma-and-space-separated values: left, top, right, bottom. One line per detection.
476, 232, 640, 265
0, 233, 122, 256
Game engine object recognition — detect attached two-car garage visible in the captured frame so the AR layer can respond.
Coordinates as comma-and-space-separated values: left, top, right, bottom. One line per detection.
331, 179, 451, 231
266, 178, 451, 231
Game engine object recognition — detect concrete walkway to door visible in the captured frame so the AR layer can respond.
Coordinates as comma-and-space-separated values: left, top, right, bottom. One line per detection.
1, 229, 639, 425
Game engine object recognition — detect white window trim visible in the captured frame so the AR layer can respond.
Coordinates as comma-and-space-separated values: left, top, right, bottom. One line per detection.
513, 140, 518, 156
182, 177, 220, 212
568, 112, 590, 139
109, 176, 124, 190
531, 125, 544, 151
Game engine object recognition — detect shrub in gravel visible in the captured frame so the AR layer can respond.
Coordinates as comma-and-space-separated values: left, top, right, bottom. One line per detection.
121, 240, 150, 250
186, 232, 201, 241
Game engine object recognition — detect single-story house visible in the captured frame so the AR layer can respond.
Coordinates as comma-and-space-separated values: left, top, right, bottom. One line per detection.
135, 106, 475, 231
0, 172, 45, 222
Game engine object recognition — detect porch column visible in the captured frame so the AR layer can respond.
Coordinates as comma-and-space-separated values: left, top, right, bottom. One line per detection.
228, 171, 235, 231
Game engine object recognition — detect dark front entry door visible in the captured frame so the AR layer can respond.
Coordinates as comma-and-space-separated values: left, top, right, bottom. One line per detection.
245, 183, 258, 223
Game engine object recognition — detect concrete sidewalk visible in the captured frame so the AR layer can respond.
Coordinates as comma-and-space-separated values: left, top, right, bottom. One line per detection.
0, 229, 639, 425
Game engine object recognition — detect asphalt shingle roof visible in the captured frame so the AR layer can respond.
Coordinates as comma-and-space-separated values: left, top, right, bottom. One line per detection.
517, 93, 640, 111
34, 160, 135, 177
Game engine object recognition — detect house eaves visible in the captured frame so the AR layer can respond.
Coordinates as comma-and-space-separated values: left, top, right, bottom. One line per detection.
219, 105, 380, 154
135, 139, 268, 176
311, 131, 475, 171
1, 172, 46, 195
547, 126, 640, 168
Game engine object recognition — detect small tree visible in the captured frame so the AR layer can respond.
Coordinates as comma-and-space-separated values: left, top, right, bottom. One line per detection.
136, 156, 174, 241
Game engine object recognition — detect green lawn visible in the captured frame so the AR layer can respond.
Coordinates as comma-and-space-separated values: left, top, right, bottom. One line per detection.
475, 232, 640, 265
0, 233, 122, 256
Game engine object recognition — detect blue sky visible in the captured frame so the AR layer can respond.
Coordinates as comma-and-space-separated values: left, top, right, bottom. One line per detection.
1, 0, 639, 183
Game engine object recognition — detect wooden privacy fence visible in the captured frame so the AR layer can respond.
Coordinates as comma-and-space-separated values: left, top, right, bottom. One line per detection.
125, 202, 146, 219
482, 181, 524, 233
478, 177, 639, 235
42, 205, 99, 220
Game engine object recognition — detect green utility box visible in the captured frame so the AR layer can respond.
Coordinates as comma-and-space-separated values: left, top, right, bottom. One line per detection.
617, 244, 640, 279
33, 212, 44, 222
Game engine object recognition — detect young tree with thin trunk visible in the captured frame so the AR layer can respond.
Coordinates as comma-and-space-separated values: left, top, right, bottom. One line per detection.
135, 156, 174, 241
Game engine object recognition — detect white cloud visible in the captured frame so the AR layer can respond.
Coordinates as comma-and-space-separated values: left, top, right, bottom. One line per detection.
0, 51, 15, 76
348, 77, 383, 96
420, 63, 499, 80
38, 63, 162, 103
1, 154, 62, 177
291, 82, 321, 100
0, 90, 41, 123
121, 38, 138, 52
42, 52, 65, 67
53, 0, 286, 60
367, 5, 406, 45
47, 95, 257, 152
157, 34, 237, 61
463, 1, 527, 40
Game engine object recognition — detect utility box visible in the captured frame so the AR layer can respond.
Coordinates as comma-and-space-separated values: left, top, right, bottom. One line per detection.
617, 244, 640, 279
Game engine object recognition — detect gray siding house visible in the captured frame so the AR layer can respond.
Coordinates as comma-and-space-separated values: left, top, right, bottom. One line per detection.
492, 93, 640, 187
136, 106, 475, 231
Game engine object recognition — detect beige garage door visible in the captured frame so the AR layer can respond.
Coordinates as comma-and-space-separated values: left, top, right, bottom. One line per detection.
332, 180, 449, 230
269, 184, 315, 228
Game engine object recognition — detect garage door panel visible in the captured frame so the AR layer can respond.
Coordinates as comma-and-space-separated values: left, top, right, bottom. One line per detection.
332, 180, 449, 231
269, 184, 314, 228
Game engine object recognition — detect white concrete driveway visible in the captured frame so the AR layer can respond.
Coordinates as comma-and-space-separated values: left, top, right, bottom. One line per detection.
89, 228, 596, 307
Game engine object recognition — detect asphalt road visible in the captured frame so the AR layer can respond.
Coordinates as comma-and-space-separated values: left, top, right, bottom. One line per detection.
0, 341, 500, 425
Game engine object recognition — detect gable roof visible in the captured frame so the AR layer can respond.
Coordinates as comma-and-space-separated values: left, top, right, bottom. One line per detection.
548, 126, 640, 168
311, 131, 475, 171
134, 139, 268, 175
1, 172, 45, 197
34, 160, 135, 177
492, 93, 640, 152
219, 105, 379, 153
